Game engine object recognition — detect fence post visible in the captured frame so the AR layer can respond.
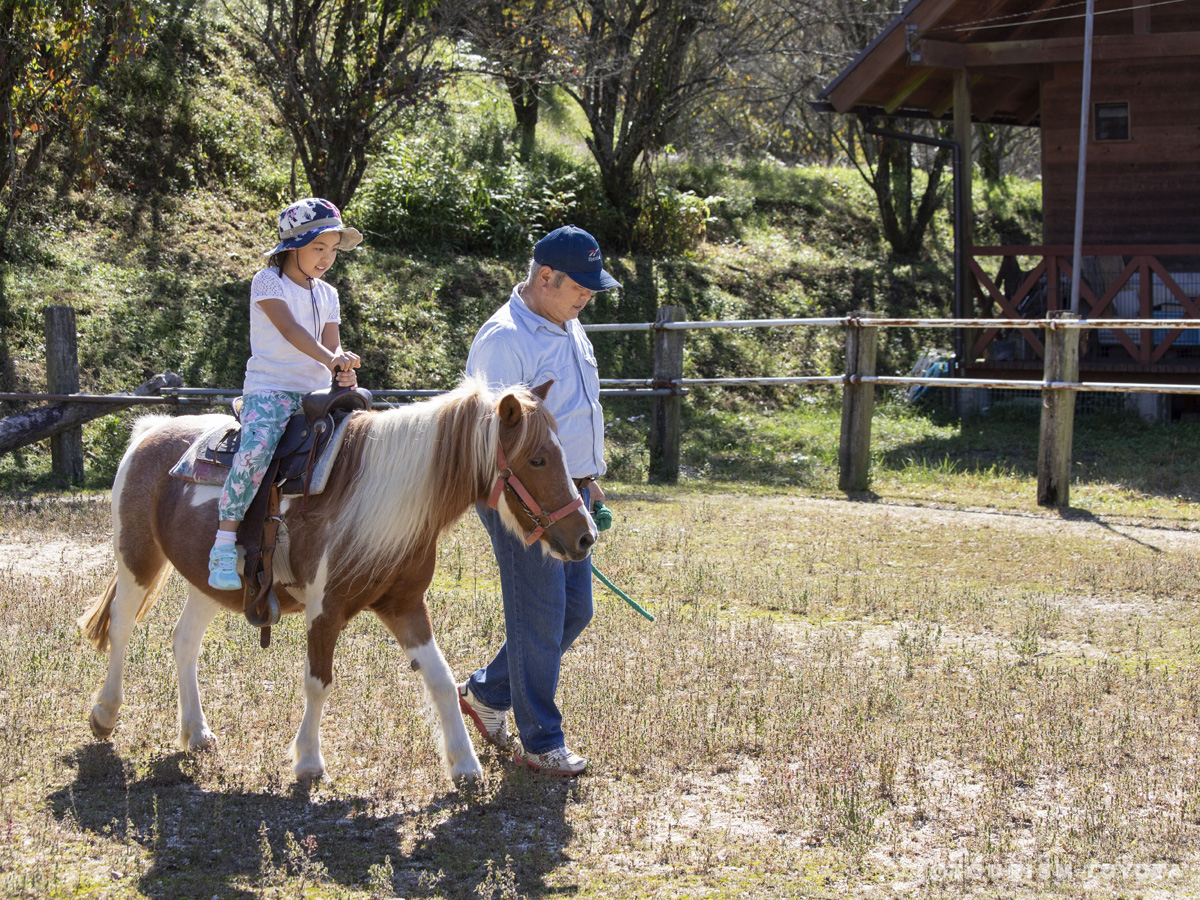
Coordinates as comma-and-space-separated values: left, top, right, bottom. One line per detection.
44, 305, 84, 482
1037, 311, 1079, 507
648, 305, 685, 484
839, 317, 879, 492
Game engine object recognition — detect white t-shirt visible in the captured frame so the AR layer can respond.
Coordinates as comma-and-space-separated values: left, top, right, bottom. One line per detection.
243, 268, 341, 393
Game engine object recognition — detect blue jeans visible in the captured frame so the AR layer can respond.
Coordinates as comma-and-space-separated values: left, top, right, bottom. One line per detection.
467, 488, 594, 754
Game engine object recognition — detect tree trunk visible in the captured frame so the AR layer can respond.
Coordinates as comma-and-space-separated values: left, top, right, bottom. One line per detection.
506, 76, 540, 159
871, 132, 950, 261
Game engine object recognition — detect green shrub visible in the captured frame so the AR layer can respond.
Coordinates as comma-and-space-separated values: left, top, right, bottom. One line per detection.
635, 188, 713, 257
974, 176, 1043, 246
353, 114, 606, 254
358, 112, 717, 257
98, 13, 289, 198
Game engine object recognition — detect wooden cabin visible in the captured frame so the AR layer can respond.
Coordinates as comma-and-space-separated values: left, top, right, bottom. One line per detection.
815, 0, 1200, 410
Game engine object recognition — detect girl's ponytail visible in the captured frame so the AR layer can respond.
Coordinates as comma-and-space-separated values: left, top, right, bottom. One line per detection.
267, 249, 290, 275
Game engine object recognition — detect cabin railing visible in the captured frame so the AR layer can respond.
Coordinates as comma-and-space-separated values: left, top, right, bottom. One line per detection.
967, 245, 1200, 367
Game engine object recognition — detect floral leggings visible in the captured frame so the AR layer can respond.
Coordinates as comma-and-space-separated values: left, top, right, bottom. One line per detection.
218, 390, 303, 522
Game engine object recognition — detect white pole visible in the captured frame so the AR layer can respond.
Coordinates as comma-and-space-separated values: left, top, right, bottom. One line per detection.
1070, 0, 1097, 314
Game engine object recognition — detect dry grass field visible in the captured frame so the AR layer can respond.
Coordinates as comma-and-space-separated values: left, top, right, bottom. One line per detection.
1, 481, 1199, 899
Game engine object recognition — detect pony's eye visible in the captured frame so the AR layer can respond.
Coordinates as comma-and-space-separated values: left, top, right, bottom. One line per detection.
529, 457, 547, 468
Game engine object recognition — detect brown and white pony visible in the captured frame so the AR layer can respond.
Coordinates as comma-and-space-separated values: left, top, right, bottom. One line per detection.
78, 378, 596, 783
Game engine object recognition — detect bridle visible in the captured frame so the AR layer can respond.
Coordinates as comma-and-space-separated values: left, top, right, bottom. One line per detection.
488, 438, 584, 545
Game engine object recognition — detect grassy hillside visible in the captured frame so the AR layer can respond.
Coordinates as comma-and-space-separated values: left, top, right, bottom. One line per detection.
0, 2, 1100, 503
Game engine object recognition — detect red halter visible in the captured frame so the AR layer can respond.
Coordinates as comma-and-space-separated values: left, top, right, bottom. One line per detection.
488, 439, 584, 545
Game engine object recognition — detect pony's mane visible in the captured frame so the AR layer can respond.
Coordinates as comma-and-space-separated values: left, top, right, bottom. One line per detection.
332, 377, 553, 582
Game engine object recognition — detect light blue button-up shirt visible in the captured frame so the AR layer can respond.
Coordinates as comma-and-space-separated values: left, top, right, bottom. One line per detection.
466, 285, 606, 479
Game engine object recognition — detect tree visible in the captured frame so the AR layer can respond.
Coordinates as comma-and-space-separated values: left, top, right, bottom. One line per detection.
839, 118, 950, 261
975, 123, 1039, 184
455, 0, 563, 159
555, 0, 734, 245
672, 0, 900, 164
0, 0, 152, 233
234, 0, 451, 209
743, 0, 949, 261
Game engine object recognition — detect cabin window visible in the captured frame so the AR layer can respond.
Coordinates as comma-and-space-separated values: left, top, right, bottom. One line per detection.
1094, 102, 1130, 141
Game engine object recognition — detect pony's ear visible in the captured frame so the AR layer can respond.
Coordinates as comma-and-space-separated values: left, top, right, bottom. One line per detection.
532, 380, 553, 401
498, 392, 524, 427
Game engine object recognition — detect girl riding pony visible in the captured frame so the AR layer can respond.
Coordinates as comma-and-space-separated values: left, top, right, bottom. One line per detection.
208, 198, 362, 590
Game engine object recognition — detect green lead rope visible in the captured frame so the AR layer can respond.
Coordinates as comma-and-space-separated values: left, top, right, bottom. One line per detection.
589, 501, 656, 623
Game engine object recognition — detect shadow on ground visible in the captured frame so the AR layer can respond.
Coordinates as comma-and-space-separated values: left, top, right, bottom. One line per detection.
51, 741, 578, 899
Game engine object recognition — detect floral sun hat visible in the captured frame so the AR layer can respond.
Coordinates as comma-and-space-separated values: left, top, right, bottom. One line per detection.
263, 197, 363, 256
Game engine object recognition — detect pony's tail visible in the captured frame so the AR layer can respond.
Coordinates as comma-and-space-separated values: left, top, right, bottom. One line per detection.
77, 567, 172, 652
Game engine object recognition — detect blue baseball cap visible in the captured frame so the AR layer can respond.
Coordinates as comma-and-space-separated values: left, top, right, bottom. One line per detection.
533, 225, 621, 292
264, 198, 363, 256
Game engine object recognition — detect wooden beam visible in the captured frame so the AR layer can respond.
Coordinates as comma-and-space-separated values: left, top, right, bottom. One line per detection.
1133, 5, 1151, 34
0, 373, 184, 456
973, 78, 1027, 122
1037, 313, 1079, 508
1016, 88, 1041, 126
954, 70, 974, 252
825, 0, 963, 113
883, 69, 933, 114
932, 72, 980, 119
838, 322, 879, 493
969, 64, 1053, 81
1005, 0, 1071, 43
931, 90, 954, 119
917, 32, 1200, 69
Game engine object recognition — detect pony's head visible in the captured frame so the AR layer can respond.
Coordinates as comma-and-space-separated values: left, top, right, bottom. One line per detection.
491, 381, 598, 562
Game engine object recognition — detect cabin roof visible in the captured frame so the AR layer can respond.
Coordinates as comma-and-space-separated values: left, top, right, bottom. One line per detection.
815, 0, 1200, 126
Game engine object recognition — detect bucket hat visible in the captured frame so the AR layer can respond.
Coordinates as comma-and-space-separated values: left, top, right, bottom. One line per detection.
264, 198, 363, 256
533, 225, 621, 292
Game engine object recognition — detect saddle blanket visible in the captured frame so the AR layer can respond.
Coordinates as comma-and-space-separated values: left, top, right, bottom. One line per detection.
167, 413, 353, 498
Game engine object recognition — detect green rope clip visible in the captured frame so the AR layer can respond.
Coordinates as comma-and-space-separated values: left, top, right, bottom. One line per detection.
589, 501, 655, 623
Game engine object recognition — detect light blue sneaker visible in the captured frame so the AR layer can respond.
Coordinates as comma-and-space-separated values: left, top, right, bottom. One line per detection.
207, 544, 242, 591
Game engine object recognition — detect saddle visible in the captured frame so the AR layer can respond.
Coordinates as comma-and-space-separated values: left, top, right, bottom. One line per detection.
171, 379, 373, 646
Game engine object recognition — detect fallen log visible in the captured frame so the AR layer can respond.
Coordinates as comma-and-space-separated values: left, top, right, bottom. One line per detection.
0, 372, 184, 455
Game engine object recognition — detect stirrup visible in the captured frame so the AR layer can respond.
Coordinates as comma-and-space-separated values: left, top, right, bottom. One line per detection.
244, 587, 280, 628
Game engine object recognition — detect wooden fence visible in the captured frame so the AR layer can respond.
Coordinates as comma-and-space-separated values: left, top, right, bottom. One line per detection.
13, 305, 1200, 507
583, 307, 1200, 507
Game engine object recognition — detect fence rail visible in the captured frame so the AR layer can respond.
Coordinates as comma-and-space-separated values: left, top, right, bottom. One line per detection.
10, 306, 1198, 502
584, 316, 1200, 331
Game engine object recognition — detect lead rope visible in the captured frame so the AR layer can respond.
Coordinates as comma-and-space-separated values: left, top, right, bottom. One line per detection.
588, 501, 656, 623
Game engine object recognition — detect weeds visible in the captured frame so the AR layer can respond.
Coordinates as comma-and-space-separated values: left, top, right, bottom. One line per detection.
3, 477, 1200, 898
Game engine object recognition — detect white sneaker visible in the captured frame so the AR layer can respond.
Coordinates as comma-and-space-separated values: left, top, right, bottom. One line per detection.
513, 744, 587, 776
207, 544, 241, 591
458, 682, 514, 750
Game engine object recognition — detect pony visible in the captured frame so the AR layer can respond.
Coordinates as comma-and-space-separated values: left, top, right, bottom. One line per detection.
78, 378, 596, 783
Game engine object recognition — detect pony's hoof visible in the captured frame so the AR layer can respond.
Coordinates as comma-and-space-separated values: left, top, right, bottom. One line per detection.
186, 730, 218, 752
452, 769, 483, 791
451, 762, 484, 786
294, 766, 325, 784
89, 710, 115, 740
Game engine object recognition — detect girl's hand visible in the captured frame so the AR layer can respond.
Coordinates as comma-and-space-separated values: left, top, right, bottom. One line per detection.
329, 350, 360, 387
328, 350, 360, 373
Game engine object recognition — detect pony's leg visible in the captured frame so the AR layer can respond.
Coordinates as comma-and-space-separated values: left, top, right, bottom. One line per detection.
376, 604, 483, 784
288, 600, 341, 781
89, 560, 166, 739
289, 663, 333, 781
172, 585, 222, 751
